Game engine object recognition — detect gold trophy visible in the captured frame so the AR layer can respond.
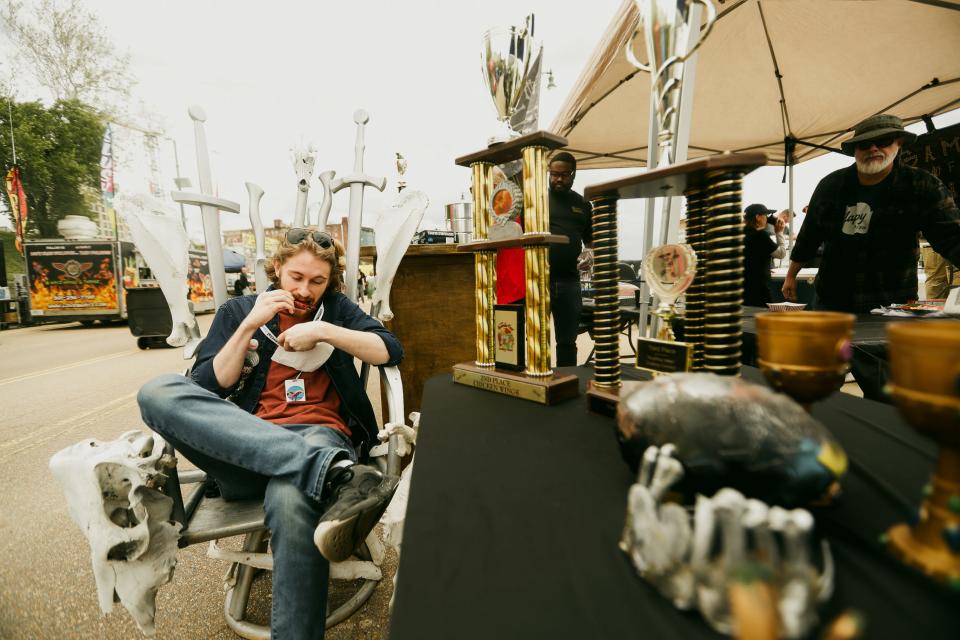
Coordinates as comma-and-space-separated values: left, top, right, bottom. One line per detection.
754, 312, 855, 410
635, 243, 697, 374
451, 18, 577, 405
884, 320, 960, 585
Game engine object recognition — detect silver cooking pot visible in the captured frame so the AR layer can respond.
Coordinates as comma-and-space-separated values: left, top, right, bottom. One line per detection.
445, 202, 474, 243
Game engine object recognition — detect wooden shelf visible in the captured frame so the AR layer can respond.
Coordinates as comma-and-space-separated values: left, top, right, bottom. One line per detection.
455, 131, 568, 167
455, 234, 569, 252
583, 152, 768, 200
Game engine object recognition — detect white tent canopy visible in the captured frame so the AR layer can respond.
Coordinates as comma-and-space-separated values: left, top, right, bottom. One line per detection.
551, 0, 960, 169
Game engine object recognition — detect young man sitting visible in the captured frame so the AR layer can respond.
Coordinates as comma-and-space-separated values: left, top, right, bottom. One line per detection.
137, 228, 402, 640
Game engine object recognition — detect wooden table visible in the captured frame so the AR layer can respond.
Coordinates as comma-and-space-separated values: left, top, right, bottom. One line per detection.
363, 244, 475, 414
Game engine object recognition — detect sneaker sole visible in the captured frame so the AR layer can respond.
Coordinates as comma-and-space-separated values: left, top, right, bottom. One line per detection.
313, 487, 393, 562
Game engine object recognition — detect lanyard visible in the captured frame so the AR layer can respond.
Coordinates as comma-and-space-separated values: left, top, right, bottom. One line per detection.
258, 301, 324, 346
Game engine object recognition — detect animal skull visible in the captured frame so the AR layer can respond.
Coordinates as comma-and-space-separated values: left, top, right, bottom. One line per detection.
50, 430, 180, 636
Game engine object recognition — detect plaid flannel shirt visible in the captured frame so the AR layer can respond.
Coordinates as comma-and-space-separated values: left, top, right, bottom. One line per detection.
790, 163, 960, 312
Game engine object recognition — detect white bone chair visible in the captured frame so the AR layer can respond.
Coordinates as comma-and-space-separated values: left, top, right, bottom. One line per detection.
159, 364, 408, 638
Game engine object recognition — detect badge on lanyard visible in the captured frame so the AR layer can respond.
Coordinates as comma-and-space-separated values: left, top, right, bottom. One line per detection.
285, 377, 306, 402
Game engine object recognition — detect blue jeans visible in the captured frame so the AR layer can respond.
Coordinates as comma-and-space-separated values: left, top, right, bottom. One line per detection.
551, 279, 583, 367
138, 374, 355, 640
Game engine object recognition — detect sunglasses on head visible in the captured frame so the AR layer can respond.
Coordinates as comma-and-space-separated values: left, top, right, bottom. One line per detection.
855, 135, 899, 151
286, 228, 333, 249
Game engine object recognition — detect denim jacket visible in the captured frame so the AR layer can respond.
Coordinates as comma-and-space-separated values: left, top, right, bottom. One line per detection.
190, 287, 404, 457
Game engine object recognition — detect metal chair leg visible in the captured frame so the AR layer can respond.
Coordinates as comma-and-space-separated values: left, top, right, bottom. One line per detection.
224, 530, 270, 640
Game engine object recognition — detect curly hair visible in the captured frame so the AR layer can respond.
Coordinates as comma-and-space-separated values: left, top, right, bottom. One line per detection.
264, 231, 346, 295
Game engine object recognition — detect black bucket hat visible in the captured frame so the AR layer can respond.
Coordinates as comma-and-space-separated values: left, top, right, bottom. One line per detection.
840, 114, 916, 156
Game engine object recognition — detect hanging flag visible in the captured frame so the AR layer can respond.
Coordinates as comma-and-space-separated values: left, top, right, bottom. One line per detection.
4, 165, 28, 253
100, 123, 117, 238
100, 123, 115, 206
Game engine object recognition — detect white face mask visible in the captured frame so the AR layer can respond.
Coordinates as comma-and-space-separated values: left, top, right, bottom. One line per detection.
259, 298, 333, 372
270, 340, 333, 372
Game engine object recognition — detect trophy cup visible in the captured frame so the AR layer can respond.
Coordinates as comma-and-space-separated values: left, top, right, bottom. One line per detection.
625, 0, 717, 167
481, 15, 543, 146
884, 321, 960, 585
754, 312, 855, 410
635, 244, 697, 374
451, 19, 577, 405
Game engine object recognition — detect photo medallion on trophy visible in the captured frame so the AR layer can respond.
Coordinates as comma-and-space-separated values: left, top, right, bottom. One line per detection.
488, 180, 524, 240
451, 14, 578, 405
635, 243, 696, 375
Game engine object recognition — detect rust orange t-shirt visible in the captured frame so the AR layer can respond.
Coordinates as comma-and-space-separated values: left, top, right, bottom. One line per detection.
254, 312, 350, 437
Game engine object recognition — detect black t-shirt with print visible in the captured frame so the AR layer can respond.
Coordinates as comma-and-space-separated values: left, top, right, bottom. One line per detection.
790, 164, 960, 312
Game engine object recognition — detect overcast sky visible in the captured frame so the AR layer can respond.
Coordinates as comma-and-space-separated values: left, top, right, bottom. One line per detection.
5, 0, 626, 237
3, 0, 958, 257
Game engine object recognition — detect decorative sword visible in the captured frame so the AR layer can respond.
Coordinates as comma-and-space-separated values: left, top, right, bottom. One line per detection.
330, 109, 386, 301
171, 105, 241, 310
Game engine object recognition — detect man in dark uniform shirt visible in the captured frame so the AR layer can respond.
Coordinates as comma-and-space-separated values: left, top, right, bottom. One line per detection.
548, 152, 593, 366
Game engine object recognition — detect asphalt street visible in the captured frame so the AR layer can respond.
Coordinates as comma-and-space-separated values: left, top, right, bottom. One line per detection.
0, 317, 395, 639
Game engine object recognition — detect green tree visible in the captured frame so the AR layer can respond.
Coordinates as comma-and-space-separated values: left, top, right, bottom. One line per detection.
0, 97, 105, 238
1, 0, 134, 115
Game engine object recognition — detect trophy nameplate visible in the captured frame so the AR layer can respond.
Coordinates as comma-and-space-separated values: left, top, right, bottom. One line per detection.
635, 243, 697, 373
635, 337, 693, 375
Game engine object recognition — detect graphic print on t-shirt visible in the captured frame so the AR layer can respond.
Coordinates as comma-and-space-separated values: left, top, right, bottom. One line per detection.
842, 202, 873, 235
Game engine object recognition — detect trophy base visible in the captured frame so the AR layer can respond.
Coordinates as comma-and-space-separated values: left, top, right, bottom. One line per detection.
586, 380, 648, 416
887, 522, 960, 585
452, 362, 578, 405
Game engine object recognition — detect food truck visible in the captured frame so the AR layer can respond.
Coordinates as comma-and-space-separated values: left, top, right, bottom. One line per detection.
23, 239, 138, 324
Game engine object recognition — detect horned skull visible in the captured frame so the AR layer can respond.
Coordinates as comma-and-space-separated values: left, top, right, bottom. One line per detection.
50, 430, 180, 636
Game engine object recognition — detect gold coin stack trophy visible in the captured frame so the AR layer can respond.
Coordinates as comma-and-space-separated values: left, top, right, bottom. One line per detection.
451, 19, 578, 405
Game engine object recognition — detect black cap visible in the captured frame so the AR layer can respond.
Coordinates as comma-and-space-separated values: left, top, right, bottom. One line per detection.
744, 203, 775, 221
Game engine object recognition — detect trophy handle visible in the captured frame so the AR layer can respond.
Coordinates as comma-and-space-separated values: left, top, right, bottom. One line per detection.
625, 0, 718, 71
682, 0, 717, 63
624, 27, 652, 73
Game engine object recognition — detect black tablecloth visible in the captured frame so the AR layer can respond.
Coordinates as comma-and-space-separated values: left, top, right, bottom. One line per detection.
389, 367, 955, 640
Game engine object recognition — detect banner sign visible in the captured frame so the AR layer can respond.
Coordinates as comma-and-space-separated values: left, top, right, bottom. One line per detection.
4, 165, 28, 252
25, 242, 119, 316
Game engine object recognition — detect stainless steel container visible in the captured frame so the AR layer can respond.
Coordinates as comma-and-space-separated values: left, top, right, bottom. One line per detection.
445, 202, 474, 244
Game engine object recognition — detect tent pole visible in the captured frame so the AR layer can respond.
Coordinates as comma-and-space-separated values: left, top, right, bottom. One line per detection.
639, 85, 659, 338
786, 161, 795, 255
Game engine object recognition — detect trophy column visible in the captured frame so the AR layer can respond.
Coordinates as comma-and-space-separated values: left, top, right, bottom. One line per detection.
471, 161, 496, 367
452, 131, 579, 405
702, 168, 745, 377
684, 186, 707, 371
587, 193, 622, 390
521, 144, 552, 376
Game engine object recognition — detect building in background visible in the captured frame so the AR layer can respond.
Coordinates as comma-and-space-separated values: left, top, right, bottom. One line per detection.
222, 216, 375, 266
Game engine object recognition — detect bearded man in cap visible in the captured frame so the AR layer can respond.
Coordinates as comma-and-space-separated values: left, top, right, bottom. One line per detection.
782, 114, 960, 312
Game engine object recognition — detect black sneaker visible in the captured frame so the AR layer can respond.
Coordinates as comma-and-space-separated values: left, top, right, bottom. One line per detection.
313, 464, 394, 562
